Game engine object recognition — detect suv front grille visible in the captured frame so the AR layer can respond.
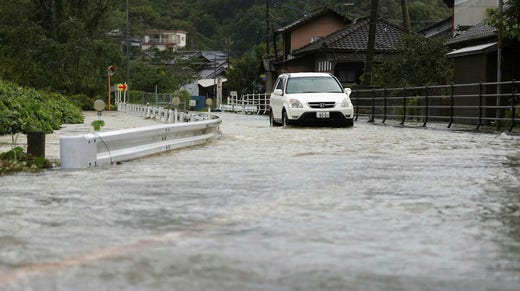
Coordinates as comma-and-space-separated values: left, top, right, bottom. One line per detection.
308, 102, 336, 109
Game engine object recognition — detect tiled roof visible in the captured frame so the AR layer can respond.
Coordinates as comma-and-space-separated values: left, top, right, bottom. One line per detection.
419, 17, 452, 38
276, 7, 349, 33
293, 17, 407, 55
445, 22, 497, 46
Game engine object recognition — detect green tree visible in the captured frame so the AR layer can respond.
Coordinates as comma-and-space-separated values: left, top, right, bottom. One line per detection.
226, 45, 265, 95
130, 50, 197, 93
0, 0, 123, 95
487, 0, 520, 41
367, 33, 453, 87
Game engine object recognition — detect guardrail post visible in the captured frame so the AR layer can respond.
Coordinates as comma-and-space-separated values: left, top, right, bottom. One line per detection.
423, 85, 429, 127
382, 88, 387, 123
400, 87, 406, 126
477, 81, 483, 130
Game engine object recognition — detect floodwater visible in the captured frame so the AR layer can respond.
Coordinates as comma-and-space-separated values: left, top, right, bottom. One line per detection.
1, 113, 520, 290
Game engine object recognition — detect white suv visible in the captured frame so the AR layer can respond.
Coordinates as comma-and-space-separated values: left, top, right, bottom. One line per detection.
269, 72, 354, 127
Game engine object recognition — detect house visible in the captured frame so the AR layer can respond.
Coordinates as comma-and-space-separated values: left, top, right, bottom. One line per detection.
179, 51, 228, 104
420, 17, 453, 38
443, 0, 520, 122
275, 16, 407, 87
276, 7, 352, 62
142, 30, 187, 51
444, 0, 520, 83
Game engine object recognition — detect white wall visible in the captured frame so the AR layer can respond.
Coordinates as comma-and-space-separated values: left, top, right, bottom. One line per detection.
454, 0, 498, 28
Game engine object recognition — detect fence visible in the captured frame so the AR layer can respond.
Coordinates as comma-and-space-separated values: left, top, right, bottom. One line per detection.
222, 93, 269, 114
127, 92, 181, 107
351, 80, 519, 132
118, 103, 213, 123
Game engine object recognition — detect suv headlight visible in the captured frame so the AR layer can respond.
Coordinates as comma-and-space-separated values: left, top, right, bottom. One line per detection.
289, 98, 303, 108
341, 97, 352, 107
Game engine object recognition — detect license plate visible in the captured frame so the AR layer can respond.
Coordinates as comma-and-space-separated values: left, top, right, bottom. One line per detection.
316, 111, 330, 118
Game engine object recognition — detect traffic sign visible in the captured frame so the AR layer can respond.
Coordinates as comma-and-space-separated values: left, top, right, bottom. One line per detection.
117, 83, 128, 91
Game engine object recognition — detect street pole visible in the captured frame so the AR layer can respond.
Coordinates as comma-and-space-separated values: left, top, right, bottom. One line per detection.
401, 0, 411, 33
107, 71, 111, 111
363, 0, 379, 88
126, 0, 130, 88
266, 0, 270, 55
496, 0, 503, 127
107, 66, 115, 111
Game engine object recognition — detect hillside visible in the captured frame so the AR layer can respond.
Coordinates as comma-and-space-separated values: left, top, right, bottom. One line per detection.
123, 0, 451, 56
0, 0, 450, 95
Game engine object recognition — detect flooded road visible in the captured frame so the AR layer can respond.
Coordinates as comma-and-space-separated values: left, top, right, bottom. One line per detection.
1, 112, 520, 290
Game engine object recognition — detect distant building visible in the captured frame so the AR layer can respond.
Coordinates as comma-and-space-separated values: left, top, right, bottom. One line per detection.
444, 0, 520, 84
276, 8, 351, 62
142, 30, 187, 51
274, 11, 406, 86
179, 51, 228, 99
443, 0, 520, 123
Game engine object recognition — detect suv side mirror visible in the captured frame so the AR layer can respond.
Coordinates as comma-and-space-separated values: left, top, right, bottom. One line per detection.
344, 88, 352, 95
273, 89, 283, 96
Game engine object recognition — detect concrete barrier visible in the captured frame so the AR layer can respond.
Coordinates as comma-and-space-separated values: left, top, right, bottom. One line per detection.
60, 115, 221, 169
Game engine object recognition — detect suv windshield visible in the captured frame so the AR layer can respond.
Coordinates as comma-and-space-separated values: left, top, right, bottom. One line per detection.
286, 76, 343, 94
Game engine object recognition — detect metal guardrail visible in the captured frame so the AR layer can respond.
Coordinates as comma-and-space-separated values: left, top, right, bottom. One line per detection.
118, 103, 212, 123
351, 80, 519, 132
60, 103, 221, 169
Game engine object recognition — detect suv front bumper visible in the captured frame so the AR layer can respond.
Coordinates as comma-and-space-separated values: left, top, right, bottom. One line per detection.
286, 108, 354, 127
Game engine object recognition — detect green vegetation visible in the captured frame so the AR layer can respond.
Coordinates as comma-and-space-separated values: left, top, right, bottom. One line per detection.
486, 0, 520, 41
0, 80, 83, 175
0, 0, 451, 96
0, 147, 53, 176
0, 80, 84, 136
368, 33, 454, 87
91, 120, 106, 131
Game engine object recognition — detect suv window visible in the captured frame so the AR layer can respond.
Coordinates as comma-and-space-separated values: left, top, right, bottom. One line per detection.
286, 76, 343, 94
275, 77, 285, 91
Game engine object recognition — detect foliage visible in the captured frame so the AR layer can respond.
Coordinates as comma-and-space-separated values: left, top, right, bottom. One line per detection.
130, 50, 198, 93
366, 33, 453, 87
91, 120, 106, 131
486, 0, 520, 41
226, 45, 265, 95
0, 0, 123, 96
0, 147, 53, 175
0, 0, 451, 96
66, 94, 102, 111
0, 80, 84, 137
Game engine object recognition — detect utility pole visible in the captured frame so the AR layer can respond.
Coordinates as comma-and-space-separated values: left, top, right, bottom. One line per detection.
401, 0, 411, 33
496, 0, 503, 126
363, 0, 379, 87
126, 0, 130, 90
266, 0, 270, 55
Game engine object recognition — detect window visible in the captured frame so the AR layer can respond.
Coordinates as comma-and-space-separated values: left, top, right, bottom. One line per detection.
318, 61, 332, 72
286, 77, 343, 94
275, 78, 285, 91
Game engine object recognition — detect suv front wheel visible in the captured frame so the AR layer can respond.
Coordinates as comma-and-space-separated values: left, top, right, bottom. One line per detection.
269, 109, 281, 127
282, 110, 290, 127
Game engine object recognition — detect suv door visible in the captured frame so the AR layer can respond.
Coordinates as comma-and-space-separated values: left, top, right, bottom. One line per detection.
270, 76, 286, 121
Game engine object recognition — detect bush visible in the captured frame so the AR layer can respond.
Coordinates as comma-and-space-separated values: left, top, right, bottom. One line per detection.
0, 146, 53, 175
0, 79, 84, 136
